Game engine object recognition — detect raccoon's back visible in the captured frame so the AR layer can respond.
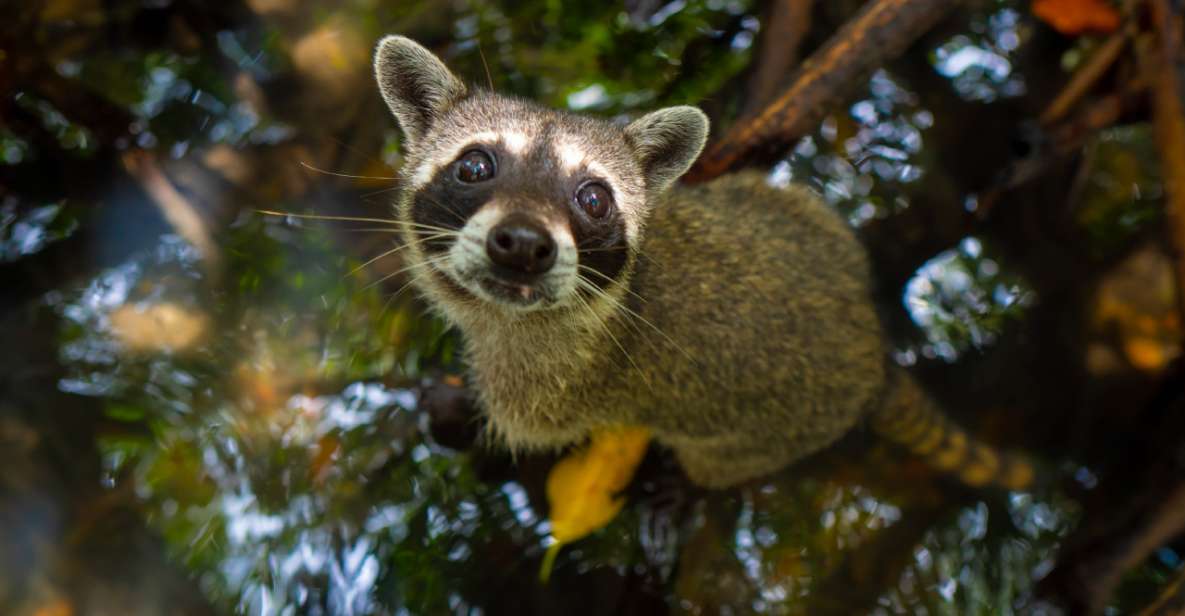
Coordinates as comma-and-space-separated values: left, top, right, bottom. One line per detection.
620, 172, 886, 442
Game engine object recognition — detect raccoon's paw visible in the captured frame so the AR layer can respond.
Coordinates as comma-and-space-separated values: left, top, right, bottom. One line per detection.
420, 376, 481, 451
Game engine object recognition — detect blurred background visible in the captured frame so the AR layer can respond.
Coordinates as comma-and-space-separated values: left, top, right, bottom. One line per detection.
2, 0, 1184, 614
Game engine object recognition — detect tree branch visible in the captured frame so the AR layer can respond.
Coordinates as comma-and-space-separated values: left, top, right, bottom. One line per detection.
1142, 0, 1185, 336
1138, 565, 1185, 616
1039, 24, 1132, 126
686, 0, 963, 182
741, 0, 815, 116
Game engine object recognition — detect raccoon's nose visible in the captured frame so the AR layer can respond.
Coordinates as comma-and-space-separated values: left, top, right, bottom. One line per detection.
486, 214, 557, 275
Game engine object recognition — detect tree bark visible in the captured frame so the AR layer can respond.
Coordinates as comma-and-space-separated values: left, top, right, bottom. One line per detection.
686, 0, 964, 182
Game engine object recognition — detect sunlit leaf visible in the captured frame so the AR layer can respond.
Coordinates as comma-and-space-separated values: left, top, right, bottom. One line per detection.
539, 425, 651, 582
1032, 0, 1121, 35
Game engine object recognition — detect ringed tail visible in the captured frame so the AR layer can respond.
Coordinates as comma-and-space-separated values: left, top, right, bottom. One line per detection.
870, 371, 1035, 491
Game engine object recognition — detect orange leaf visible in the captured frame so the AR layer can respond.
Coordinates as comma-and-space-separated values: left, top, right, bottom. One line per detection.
539, 425, 651, 582
1033, 0, 1121, 35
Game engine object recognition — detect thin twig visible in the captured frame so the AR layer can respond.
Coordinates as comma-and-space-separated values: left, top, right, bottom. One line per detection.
1138, 564, 1185, 616
1039, 24, 1133, 126
122, 151, 221, 271
975, 77, 1147, 219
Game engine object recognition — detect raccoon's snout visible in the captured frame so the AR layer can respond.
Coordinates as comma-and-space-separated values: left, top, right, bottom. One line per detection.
486, 213, 557, 276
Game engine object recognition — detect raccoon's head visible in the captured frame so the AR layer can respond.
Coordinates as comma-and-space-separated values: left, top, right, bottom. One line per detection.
374, 36, 707, 319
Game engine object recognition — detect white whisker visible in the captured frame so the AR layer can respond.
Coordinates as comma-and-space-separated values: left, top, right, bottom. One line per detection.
299, 161, 397, 182
577, 264, 647, 305
362, 254, 450, 291
570, 290, 651, 390
574, 275, 693, 363
346, 232, 455, 277
257, 209, 399, 226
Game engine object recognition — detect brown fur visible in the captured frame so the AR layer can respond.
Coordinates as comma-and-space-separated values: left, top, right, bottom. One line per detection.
436, 174, 885, 487
373, 36, 1034, 489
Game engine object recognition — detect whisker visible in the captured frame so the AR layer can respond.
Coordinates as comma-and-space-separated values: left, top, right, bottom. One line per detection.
477, 43, 495, 90
419, 195, 468, 225
401, 221, 463, 235
574, 284, 665, 363
381, 271, 430, 313
348, 224, 458, 235
339, 227, 404, 234
570, 291, 651, 390
327, 136, 399, 171
355, 191, 469, 227
361, 185, 403, 200
573, 277, 642, 327
257, 209, 399, 226
299, 161, 397, 182
259, 212, 456, 237
636, 248, 663, 270
575, 245, 659, 272
574, 276, 694, 363
576, 245, 629, 254
574, 282, 646, 342
346, 232, 454, 277
576, 265, 647, 305
362, 255, 450, 291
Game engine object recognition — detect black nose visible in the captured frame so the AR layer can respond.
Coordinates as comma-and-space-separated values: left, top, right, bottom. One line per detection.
486, 214, 557, 275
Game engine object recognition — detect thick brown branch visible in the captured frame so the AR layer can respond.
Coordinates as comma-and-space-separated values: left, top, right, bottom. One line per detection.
1144, 0, 1185, 335
686, 0, 962, 182
742, 0, 814, 116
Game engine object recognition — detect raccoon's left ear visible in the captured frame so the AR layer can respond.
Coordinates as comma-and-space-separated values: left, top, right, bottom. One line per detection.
374, 35, 467, 148
625, 106, 709, 194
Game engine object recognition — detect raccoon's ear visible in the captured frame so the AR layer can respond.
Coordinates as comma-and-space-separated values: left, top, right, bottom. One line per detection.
624, 106, 709, 193
374, 35, 467, 147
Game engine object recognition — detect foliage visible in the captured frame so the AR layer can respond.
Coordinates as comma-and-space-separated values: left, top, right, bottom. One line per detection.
2, 0, 1180, 614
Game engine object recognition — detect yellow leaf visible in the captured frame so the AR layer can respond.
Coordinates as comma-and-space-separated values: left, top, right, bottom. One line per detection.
539, 425, 651, 582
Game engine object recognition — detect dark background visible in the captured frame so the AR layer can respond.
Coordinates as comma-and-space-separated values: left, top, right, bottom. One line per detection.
2, 0, 1184, 614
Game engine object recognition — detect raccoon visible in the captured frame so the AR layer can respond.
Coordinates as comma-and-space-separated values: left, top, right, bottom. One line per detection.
373, 35, 1033, 490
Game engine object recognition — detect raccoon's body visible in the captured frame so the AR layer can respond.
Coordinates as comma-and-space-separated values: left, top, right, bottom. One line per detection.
623, 177, 886, 483
373, 36, 1033, 489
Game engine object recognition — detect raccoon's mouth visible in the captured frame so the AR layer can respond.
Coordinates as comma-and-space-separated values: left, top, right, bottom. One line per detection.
439, 258, 567, 310
477, 275, 548, 306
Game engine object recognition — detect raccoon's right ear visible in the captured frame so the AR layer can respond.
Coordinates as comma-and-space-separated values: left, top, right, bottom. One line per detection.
374, 36, 467, 147
625, 106, 709, 194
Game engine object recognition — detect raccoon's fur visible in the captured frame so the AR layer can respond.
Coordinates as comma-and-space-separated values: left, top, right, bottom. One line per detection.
373, 35, 1033, 489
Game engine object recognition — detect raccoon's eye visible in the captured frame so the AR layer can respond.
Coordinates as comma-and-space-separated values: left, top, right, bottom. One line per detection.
576, 182, 613, 219
456, 150, 495, 183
